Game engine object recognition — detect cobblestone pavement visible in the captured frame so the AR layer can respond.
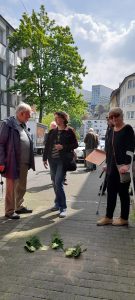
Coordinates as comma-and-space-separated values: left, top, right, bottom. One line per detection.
0, 163, 135, 300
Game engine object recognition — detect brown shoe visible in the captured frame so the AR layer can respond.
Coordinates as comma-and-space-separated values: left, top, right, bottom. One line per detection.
97, 217, 113, 226
112, 218, 128, 226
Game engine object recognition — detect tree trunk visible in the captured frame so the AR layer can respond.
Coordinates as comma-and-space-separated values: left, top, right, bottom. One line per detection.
39, 106, 43, 123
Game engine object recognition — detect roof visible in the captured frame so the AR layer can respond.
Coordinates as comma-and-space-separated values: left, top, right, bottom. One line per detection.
119, 73, 135, 88
0, 15, 15, 31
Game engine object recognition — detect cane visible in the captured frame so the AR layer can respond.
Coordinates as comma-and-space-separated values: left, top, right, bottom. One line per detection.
96, 170, 106, 215
0, 174, 4, 200
126, 151, 135, 208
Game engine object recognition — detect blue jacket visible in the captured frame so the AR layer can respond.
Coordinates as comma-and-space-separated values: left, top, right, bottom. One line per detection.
0, 116, 35, 179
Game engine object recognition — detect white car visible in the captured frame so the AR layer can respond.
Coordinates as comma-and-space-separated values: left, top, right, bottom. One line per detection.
98, 139, 105, 150
74, 141, 85, 162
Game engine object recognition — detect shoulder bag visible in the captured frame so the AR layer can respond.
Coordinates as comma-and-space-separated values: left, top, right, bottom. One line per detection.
112, 130, 130, 183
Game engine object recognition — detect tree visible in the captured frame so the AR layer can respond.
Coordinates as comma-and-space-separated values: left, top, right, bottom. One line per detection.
9, 5, 87, 122
95, 104, 105, 118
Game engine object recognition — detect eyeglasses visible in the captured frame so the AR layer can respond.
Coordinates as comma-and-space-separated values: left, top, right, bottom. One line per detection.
109, 113, 120, 119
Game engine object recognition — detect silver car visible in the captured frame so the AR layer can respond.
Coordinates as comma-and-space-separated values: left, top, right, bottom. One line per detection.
74, 141, 85, 162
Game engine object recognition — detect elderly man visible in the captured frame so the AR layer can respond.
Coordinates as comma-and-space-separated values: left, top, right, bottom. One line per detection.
0, 102, 35, 219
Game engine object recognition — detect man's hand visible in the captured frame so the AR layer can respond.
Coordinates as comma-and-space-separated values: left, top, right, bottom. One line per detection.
0, 165, 5, 173
43, 161, 48, 169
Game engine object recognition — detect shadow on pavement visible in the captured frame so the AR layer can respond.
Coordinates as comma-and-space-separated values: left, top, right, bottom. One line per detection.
27, 183, 53, 193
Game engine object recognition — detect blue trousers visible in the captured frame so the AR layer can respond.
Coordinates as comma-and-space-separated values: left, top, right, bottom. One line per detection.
49, 158, 67, 212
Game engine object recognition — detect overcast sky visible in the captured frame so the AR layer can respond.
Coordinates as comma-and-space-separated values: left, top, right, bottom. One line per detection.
1, 0, 135, 91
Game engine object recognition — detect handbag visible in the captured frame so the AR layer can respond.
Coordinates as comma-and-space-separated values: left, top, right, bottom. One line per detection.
112, 131, 131, 183
63, 152, 77, 172
117, 164, 130, 183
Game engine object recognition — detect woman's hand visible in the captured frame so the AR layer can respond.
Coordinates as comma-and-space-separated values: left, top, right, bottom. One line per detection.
119, 165, 130, 174
55, 144, 63, 151
102, 165, 107, 172
43, 161, 48, 169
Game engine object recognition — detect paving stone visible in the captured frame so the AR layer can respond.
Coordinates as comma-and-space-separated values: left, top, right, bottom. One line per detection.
0, 164, 135, 299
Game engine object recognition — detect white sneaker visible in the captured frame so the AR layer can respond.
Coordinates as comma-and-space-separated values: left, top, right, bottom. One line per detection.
59, 209, 67, 218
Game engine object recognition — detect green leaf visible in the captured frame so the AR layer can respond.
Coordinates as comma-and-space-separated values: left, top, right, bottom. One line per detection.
65, 245, 87, 258
26, 236, 42, 250
50, 231, 64, 250
24, 245, 36, 253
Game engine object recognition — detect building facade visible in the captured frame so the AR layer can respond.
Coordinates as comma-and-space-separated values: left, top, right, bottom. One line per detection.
110, 73, 135, 130
82, 118, 107, 139
119, 73, 135, 130
0, 15, 27, 120
91, 84, 113, 109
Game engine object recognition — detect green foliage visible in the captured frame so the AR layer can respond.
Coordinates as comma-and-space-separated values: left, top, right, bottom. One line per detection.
50, 231, 64, 250
42, 113, 55, 128
65, 244, 87, 258
24, 235, 43, 252
8, 5, 87, 122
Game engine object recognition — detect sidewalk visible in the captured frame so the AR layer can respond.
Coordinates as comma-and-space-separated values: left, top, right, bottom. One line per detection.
0, 167, 135, 300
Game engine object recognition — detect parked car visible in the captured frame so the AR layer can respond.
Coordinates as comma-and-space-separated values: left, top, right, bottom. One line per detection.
98, 138, 105, 150
74, 141, 85, 162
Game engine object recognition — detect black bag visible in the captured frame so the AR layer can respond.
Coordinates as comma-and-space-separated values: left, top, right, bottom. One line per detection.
63, 152, 77, 172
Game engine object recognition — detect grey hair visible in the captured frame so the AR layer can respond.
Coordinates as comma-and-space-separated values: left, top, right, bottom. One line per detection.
16, 102, 31, 115
109, 107, 123, 117
89, 128, 94, 132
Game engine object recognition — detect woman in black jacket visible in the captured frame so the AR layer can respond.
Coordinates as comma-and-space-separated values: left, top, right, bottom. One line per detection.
97, 107, 134, 226
43, 111, 78, 218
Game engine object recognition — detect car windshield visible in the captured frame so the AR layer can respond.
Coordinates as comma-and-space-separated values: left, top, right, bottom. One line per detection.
79, 141, 85, 147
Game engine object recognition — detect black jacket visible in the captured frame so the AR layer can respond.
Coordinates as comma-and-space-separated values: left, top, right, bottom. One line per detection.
43, 127, 78, 161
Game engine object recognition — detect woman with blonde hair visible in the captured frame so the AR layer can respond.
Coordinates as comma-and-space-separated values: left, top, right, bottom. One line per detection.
97, 107, 134, 226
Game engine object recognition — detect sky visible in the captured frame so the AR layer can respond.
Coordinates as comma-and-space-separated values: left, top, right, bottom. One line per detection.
1, 0, 135, 91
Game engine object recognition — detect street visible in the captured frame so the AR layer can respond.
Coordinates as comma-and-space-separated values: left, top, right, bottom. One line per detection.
0, 157, 135, 299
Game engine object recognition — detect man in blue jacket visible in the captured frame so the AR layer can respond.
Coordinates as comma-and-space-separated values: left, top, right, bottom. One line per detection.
0, 102, 35, 219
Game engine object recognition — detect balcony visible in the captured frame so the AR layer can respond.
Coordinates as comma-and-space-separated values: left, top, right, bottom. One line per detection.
9, 78, 15, 88
0, 43, 6, 60
0, 74, 6, 90
9, 50, 15, 66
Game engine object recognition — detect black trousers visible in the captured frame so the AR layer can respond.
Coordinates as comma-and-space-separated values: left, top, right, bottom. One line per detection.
106, 166, 130, 220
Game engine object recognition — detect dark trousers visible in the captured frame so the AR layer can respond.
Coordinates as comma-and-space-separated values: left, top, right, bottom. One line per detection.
106, 166, 130, 220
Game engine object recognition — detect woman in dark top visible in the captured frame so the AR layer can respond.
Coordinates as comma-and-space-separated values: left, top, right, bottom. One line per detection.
97, 107, 134, 226
43, 111, 78, 218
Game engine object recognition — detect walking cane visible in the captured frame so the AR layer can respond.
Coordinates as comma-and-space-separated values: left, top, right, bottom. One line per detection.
96, 170, 106, 215
126, 151, 135, 208
0, 174, 4, 200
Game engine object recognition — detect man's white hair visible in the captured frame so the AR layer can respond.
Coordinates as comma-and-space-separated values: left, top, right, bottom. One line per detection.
16, 102, 31, 115
89, 128, 94, 132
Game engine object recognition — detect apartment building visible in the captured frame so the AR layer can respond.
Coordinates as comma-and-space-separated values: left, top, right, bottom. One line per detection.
110, 73, 135, 130
119, 73, 135, 130
0, 15, 27, 121
91, 84, 113, 110
0, 15, 17, 120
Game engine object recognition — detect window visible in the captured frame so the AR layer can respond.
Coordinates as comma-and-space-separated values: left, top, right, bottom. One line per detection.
128, 80, 132, 89
126, 111, 135, 119
133, 80, 135, 88
0, 28, 3, 43
0, 60, 3, 74
0, 91, 7, 105
9, 66, 14, 79
132, 95, 135, 103
127, 95, 135, 104
131, 111, 134, 119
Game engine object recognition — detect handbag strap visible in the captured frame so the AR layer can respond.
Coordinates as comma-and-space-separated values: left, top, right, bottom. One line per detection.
112, 130, 117, 166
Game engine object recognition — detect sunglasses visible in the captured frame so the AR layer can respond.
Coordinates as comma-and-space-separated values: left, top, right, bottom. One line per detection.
109, 113, 120, 119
